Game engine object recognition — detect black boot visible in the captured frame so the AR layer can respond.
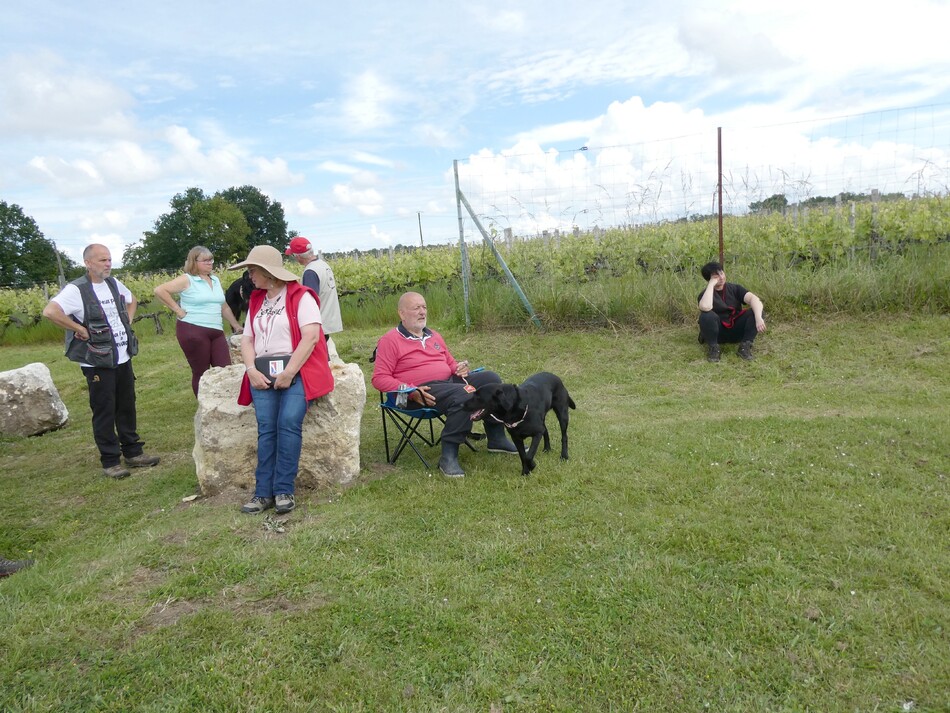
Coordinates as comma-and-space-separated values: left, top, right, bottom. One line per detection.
438, 442, 465, 478
707, 343, 721, 363
485, 422, 517, 454
738, 341, 754, 360
0, 557, 34, 577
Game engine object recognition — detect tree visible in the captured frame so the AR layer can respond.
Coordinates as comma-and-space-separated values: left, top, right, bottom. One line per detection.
216, 185, 288, 249
0, 201, 77, 287
123, 188, 252, 271
749, 193, 788, 214
190, 196, 253, 264
124, 185, 288, 271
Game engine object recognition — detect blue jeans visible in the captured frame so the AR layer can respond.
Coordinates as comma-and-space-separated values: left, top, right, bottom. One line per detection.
249, 379, 307, 498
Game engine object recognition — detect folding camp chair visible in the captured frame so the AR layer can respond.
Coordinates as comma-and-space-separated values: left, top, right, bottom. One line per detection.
379, 388, 477, 469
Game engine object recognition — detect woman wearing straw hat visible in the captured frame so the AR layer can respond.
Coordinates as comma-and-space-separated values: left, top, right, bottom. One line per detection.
228, 245, 334, 515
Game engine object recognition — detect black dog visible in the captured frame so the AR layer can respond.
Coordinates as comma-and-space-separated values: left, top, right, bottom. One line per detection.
225, 270, 254, 329
464, 372, 576, 476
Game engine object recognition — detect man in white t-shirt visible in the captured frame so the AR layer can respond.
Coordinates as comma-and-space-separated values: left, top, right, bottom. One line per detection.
284, 237, 342, 359
43, 244, 160, 479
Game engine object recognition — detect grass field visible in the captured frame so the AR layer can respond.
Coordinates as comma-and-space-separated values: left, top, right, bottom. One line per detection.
1, 314, 948, 712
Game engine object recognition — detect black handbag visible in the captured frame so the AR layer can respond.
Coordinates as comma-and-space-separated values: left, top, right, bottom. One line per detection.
254, 354, 297, 383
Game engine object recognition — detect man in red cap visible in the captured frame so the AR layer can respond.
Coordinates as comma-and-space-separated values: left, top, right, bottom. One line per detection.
285, 237, 343, 357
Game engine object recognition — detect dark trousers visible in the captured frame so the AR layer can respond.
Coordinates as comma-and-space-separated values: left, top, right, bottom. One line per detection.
176, 320, 231, 397
81, 361, 144, 467
422, 370, 503, 445
699, 310, 758, 345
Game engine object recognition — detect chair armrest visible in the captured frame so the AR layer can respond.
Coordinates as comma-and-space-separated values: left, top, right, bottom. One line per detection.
380, 387, 419, 408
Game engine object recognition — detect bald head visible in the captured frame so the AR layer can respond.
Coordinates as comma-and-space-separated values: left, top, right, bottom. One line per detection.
83, 243, 109, 260
83, 244, 113, 283
397, 292, 427, 336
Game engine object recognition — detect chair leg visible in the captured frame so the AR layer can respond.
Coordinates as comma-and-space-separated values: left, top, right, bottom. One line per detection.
380, 403, 478, 470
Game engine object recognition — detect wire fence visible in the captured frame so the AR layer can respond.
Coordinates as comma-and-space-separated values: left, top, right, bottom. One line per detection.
453, 104, 950, 242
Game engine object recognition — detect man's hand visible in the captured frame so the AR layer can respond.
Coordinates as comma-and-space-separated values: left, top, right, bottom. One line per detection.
756, 317, 767, 333
455, 360, 470, 378
708, 276, 721, 289
409, 385, 436, 407
73, 325, 90, 341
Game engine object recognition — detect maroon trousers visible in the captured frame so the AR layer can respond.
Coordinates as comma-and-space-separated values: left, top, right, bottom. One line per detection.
176, 320, 231, 396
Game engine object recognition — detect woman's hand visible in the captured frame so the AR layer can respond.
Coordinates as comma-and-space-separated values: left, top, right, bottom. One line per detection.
272, 370, 297, 390
246, 366, 272, 390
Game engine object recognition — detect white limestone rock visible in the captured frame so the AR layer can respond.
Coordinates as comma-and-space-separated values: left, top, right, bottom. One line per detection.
0, 362, 69, 437
193, 362, 365, 496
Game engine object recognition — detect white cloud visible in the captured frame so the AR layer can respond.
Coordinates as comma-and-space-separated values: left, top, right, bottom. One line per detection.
514, 118, 603, 147
98, 141, 163, 184
253, 157, 304, 185
352, 151, 394, 168
27, 155, 104, 194
370, 224, 391, 245
79, 210, 128, 232
470, 8, 525, 33
296, 198, 320, 216
91, 233, 130, 266
332, 183, 384, 216
0, 52, 137, 139
320, 161, 360, 175
340, 70, 400, 132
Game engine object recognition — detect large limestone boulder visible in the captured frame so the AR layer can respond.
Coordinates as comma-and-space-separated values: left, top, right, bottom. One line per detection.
0, 362, 69, 437
193, 362, 365, 496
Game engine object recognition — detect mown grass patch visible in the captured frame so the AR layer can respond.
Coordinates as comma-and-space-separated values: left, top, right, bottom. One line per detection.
1, 315, 948, 711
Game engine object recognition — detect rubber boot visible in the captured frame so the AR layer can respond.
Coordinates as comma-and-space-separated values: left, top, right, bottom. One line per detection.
438, 442, 465, 478
485, 422, 517, 454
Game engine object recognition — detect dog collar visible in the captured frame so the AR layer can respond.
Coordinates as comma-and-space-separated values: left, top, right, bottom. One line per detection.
489, 406, 528, 428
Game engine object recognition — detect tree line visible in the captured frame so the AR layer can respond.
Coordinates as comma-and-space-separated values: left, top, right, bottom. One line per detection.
0, 185, 292, 288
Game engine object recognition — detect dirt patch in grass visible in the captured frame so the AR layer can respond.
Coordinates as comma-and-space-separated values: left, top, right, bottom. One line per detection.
130, 582, 331, 640
139, 597, 202, 631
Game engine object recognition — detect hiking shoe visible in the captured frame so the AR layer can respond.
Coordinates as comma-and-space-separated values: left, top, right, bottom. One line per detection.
275, 494, 296, 514
706, 343, 721, 363
126, 453, 160, 468
240, 496, 274, 514
738, 341, 754, 361
103, 464, 131, 479
0, 557, 34, 577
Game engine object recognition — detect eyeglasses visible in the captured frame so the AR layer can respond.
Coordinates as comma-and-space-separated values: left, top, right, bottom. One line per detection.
198, 258, 214, 263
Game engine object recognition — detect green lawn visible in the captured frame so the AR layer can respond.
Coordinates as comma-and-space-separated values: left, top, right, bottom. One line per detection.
1, 315, 948, 712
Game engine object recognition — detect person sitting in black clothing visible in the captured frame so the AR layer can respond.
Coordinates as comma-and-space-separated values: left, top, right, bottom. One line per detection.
697, 261, 766, 362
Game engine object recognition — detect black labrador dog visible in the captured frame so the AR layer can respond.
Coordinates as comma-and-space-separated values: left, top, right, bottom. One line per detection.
225, 270, 254, 329
464, 372, 576, 476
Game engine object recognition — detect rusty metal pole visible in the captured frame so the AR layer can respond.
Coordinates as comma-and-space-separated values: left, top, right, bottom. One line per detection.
717, 127, 724, 264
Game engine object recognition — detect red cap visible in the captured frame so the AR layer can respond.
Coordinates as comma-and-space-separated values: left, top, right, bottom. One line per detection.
284, 237, 313, 255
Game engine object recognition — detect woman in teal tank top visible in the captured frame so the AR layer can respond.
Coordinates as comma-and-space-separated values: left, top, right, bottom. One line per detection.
154, 246, 245, 396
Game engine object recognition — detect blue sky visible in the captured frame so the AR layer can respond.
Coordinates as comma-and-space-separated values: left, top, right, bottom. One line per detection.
2, 0, 949, 266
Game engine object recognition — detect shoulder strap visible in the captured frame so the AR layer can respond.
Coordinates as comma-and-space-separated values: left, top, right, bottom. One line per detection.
103, 277, 133, 330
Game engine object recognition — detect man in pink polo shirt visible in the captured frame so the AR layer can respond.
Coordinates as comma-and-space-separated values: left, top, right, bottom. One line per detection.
371, 291, 516, 477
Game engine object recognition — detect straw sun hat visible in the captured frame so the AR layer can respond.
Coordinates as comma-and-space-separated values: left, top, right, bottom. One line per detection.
228, 245, 298, 282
